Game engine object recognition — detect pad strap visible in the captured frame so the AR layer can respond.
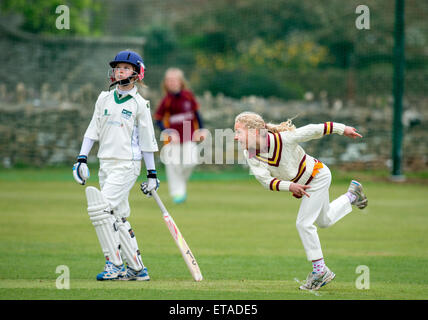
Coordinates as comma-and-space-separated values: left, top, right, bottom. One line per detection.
86, 187, 123, 266
117, 217, 144, 271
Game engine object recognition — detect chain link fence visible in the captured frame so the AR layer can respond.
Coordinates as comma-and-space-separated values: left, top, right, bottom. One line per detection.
0, 1, 426, 172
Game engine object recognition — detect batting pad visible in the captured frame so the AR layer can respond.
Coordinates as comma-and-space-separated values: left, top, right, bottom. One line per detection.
86, 186, 123, 266
117, 218, 144, 271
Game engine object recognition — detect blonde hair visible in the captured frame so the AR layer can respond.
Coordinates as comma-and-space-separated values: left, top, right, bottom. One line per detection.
235, 111, 296, 132
234, 112, 265, 130
162, 67, 189, 93
265, 119, 296, 133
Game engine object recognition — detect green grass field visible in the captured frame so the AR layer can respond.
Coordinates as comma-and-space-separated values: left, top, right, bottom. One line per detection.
0, 167, 427, 300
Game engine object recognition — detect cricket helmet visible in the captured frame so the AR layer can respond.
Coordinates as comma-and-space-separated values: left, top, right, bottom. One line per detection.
109, 50, 145, 81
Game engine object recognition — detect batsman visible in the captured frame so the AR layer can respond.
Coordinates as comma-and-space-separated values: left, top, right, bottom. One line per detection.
72, 50, 159, 281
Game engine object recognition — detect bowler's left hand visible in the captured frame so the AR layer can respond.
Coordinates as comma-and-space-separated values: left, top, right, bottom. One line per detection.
344, 126, 363, 139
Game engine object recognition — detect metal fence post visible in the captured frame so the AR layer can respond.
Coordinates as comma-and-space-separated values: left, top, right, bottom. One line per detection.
391, 0, 406, 181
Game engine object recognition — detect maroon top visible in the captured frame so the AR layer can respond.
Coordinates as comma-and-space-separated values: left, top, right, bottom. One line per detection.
154, 90, 200, 143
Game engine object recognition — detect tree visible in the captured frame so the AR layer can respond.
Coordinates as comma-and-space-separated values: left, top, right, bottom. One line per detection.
1, 0, 104, 35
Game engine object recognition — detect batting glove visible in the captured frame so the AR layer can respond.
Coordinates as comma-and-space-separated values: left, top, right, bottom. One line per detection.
140, 170, 160, 197
72, 155, 90, 185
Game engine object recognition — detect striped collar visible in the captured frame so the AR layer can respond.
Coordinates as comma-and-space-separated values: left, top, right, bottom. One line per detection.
253, 132, 283, 167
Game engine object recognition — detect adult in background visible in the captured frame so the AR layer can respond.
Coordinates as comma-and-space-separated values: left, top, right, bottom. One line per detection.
154, 68, 206, 204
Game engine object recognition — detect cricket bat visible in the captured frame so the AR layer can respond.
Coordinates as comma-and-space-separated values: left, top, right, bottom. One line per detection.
150, 190, 203, 281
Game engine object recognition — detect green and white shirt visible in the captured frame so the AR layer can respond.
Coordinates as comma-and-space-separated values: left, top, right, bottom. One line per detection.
84, 87, 158, 160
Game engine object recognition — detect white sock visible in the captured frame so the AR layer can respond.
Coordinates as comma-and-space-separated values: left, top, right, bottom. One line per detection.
312, 258, 325, 274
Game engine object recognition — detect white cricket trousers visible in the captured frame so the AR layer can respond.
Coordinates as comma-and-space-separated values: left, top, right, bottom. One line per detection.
161, 141, 198, 198
98, 159, 141, 218
96, 159, 145, 270
295, 165, 352, 261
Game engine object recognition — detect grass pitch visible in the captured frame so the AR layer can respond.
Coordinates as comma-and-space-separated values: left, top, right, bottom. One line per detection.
0, 167, 427, 300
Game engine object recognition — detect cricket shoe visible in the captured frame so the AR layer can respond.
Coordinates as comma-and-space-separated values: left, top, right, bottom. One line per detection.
120, 267, 150, 281
173, 194, 186, 204
347, 180, 368, 209
299, 266, 336, 291
96, 261, 126, 281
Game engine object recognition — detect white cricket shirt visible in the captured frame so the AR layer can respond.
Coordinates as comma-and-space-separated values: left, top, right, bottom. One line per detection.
244, 122, 345, 191
84, 87, 158, 160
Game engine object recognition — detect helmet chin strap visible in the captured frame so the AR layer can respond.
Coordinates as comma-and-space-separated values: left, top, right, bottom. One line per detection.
109, 76, 136, 90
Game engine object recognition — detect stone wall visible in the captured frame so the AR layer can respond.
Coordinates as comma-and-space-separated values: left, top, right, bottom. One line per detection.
1, 22, 426, 171
0, 84, 426, 171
